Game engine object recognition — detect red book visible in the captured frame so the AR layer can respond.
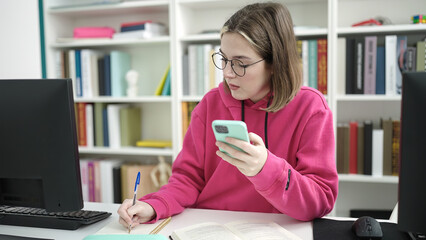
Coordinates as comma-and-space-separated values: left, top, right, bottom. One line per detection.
77, 102, 87, 146
349, 121, 358, 174
317, 39, 327, 95
120, 20, 152, 28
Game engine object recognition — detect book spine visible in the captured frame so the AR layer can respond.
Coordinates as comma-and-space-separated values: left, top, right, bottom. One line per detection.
385, 35, 397, 95
391, 120, 401, 176
345, 38, 355, 94
363, 121, 373, 175
353, 38, 364, 94
308, 39, 317, 90
302, 40, 309, 87
88, 161, 95, 202
416, 41, 426, 71
349, 121, 358, 174
75, 50, 83, 97
375, 46, 386, 94
363, 36, 377, 94
372, 129, 384, 177
395, 36, 407, 94
317, 39, 327, 95
77, 102, 87, 146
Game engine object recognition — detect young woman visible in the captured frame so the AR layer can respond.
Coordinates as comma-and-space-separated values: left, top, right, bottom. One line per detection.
118, 2, 338, 228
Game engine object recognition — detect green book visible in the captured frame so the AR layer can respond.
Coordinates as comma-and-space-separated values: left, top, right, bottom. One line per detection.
308, 39, 317, 89
94, 102, 107, 147
120, 107, 142, 146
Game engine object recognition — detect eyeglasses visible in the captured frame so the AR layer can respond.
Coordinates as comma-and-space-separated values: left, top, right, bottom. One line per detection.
211, 52, 264, 77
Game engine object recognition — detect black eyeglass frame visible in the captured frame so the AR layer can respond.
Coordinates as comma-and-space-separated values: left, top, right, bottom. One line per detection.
211, 52, 264, 77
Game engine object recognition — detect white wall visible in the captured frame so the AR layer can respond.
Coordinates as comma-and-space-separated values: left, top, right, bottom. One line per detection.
0, 0, 42, 78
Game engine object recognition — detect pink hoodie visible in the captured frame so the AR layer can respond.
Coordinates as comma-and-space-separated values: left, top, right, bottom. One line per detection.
142, 83, 338, 221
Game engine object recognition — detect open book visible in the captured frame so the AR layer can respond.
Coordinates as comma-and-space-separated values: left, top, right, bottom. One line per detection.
170, 220, 302, 240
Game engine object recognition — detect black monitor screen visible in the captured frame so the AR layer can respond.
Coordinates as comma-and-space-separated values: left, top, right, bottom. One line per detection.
0, 79, 83, 212
398, 72, 426, 236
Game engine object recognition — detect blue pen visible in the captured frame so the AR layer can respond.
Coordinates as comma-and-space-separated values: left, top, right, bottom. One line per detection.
128, 171, 141, 234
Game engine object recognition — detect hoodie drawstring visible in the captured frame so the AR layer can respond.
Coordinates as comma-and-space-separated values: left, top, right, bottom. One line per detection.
241, 98, 271, 149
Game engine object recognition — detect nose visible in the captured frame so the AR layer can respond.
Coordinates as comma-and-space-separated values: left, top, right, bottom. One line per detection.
222, 63, 236, 78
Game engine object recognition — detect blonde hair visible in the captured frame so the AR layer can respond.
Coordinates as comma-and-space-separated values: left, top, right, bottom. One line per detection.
221, 2, 302, 112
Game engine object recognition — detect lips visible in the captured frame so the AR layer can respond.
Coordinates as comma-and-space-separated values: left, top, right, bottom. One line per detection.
228, 83, 240, 90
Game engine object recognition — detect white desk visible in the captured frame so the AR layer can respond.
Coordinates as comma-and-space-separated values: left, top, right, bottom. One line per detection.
0, 202, 315, 240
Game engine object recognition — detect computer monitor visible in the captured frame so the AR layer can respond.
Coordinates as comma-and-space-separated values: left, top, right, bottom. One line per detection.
0, 79, 83, 212
398, 72, 426, 237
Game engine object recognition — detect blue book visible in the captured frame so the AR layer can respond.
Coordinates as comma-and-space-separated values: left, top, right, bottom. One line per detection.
375, 46, 385, 95
103, 108, 109, 147
308, 39, 317, 89
75, 50, 82, 97
104, 54, 111, 96
161, 68, 171, 96
110, 51, 131, 97
121, 24, 146, 32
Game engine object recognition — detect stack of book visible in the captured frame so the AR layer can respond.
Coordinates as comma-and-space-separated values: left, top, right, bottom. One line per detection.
113, 20, 167, 39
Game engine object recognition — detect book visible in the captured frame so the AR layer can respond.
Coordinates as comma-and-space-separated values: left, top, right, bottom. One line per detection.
381, 118, 393, 176
391, 120, 400, 176
161, 68, 171, 96
363, 36, 377, 94
354, 38, 364, 94
136, 140, 172, 148
170, 220, 302, 240
79, 159, 91, 202
110, 51, 131, 97
120, 163, 157, 201
107, 104, 129, 148
94, 103, 107, 147
317, 39, 327, 95
85, 103, 94, 147
308, 39, 317, 90
349, 121, 358, 174
103, 54, 112, 96
336, 123, 349, 174
77, 102, 87, 146
363, 121, 373, 175
416, 41, 426, 72
120, 107, 142, 147
155, 65, 170, 96
81, 49, 100, 98
75, 50, 83, 97
372, 129, 384, 177
345, 38, 355, 94
357, 123, 364, 174
395, 36, 407, 94
302, 40, 309, 87
375, 46, 385, 94
385, 35, 397, 95
404, 46, 417, 72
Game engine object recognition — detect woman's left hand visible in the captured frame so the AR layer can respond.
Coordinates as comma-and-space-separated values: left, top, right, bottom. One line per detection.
215, 132, 268, 177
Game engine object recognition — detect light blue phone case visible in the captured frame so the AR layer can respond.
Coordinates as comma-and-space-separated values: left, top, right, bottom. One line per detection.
212, 120, 249, 156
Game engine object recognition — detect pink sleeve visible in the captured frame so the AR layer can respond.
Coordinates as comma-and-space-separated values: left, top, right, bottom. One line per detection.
248, 108, 338, 221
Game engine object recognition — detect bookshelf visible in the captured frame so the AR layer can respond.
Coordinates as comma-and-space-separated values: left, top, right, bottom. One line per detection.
41, 0, 426, 215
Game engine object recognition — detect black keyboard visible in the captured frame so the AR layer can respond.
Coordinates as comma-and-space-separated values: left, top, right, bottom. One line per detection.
0, 205, 111, 230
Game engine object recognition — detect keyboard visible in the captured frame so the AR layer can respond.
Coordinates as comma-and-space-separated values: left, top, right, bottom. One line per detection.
0, 205, 111, 230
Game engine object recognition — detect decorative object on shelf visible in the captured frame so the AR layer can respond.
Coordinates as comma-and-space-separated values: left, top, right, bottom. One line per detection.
125, 69, 139, 97
150, 156, 172, 189
411, 14, 426, 24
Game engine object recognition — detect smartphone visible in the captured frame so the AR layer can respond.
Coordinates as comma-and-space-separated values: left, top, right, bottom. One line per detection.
212, 120, 250, 156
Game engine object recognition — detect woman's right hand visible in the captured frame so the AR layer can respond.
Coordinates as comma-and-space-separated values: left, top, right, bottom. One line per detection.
117, 199, 156, 229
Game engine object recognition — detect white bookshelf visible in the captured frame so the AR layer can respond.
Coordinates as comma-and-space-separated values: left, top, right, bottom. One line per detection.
42, 0, 426, 216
